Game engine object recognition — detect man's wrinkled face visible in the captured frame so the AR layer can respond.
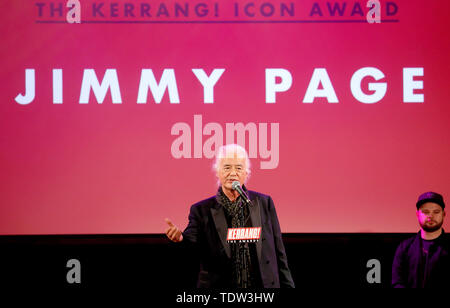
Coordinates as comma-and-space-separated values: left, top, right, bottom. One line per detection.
417, 202, 446, 232
217, 155, 248, 191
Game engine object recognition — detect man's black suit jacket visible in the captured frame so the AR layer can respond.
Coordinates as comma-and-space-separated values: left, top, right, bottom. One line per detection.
392, 231, 449, 288
182, 190, 295, 288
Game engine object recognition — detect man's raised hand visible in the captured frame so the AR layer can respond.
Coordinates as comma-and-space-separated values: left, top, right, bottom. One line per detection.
165, 218, 183, 242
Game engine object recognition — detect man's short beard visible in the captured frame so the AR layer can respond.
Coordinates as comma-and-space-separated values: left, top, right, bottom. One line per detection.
420, 220, 443, 232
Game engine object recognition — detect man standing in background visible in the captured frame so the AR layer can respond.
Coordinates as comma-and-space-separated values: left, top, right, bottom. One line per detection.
392, 192, 449, 288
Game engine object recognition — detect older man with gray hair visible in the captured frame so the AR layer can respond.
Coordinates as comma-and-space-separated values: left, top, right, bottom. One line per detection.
165, 144, 295, 288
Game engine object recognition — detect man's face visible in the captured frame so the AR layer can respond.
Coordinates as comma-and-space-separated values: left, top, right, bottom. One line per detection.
217, 155, 248, 191
416, 202, 446, 232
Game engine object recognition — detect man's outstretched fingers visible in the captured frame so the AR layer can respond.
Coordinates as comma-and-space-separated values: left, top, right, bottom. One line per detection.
167, 227, 177, 239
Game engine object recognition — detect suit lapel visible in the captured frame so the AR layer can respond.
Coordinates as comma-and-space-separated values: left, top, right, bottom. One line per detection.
210, 206, 231, 258
249, 195, 262, 262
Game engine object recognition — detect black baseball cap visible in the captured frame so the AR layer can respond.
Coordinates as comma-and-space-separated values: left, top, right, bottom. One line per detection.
416, 191, 445, 210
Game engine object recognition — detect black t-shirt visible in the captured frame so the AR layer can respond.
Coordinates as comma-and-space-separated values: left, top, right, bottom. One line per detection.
223, 201, 263, 288
421, 238, 435, 287
422, 239, 434, 254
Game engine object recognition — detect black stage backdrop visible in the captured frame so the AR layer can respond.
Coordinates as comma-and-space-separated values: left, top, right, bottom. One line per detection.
0, 233, 424, 289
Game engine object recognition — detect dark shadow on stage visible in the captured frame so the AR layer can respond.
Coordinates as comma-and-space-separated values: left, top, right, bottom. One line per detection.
0, 233, 424, 289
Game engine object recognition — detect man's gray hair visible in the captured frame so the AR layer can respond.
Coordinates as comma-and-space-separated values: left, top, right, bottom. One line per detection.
213, 144, 251, 176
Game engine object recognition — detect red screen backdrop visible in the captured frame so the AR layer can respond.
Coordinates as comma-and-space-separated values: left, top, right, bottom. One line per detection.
1, 0, 449, 234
